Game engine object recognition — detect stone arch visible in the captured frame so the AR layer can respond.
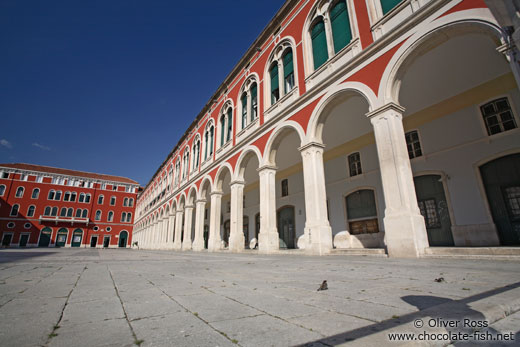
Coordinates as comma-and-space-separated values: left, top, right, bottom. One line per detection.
263, 121, 306, 166
187, 185, 198, 206
170, 198, 178, 215
214, 163, 234, 192
307, 82, 377, 143
380, 15, 502, 105
198, 175, 213, 200
178, 193, 186, 210
234, 145, 263, 181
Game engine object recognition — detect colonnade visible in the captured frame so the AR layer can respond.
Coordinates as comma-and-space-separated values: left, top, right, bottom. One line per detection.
133, 103, 428, 257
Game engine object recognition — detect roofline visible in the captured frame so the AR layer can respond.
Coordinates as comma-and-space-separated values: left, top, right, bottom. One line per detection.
143, 0, 298, 192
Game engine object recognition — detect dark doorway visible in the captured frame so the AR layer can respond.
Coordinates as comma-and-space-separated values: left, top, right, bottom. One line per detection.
414, 175, 454, 246
38, 228, 52, 247
71, 229, 83, 247
204, 225, 209, 249
2, 234, 12, 247
90, 236, 98, 248
103, 236, 110, 248
277, 206, 295, 249
118, 230, 128, 247
480, 154, 520, 245
255, 213, 260, 240
243, 216, 249, 248
19, 234, 29, 247
223, 220, 230, 247
56, 228, 68, 247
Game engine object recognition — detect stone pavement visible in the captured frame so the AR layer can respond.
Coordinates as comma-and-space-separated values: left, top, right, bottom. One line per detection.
0, 249, 519, 347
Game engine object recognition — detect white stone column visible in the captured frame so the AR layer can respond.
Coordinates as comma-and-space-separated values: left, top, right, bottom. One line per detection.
166, 214, 175, 248
155, 220, 162, 249
229, 181, 245, 252
182, 205, 194, 250
208, 191, 223, 251
257, 166, 279, 253
192, 199, 206, 251
161, 217, 168, 248
367, 103, 429, 257
173, 210, 184, 250
299, 142, 333, 255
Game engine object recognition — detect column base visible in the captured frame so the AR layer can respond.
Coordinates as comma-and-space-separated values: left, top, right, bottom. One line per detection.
172, 241, 182, 251
384, 212, 429, 258
304, 224, 333, 255
182, 241, 192, 251
229, 234, 245, 252
192, 239, 204, 251
208, 237, 222, 251
258, 229, 279, 253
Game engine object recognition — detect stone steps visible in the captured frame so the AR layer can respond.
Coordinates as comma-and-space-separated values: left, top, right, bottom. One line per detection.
423, 247, 520, 259
330, 248, 387, 257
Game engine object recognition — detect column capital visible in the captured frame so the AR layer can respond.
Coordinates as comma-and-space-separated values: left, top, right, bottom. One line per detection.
366, 102, 405, 119
196, 199, 207, 204
257, 165, 277, 173
230, 180, 245, 186
184, 204, 194, 209
210, 191, 223, 197
298, 141, 325, 152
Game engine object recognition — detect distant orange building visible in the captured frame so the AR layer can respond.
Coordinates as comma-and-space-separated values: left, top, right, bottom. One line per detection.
0, 163, 139, 248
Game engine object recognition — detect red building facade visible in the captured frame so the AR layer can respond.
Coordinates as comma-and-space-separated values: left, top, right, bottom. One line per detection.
0, 163, 139, 248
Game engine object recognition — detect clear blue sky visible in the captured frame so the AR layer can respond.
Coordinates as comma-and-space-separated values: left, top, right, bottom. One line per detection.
0, 0, 284, 186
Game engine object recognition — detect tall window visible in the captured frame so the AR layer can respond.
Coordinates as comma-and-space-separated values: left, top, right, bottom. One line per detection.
283, 50, 294, 94
121, 212, 127, 222
220, 114, 226, 146
75, 209, 82, 218
48, 190, 55, 200
44, 206, 51, 216
381, 0, 403, 15
55, 191, 62, 200
79, 193, 85, 203
348, 152, 362, 177
126, 213, 132, 223
204, 123, 215, 161
108, 211, 114, 222
110, 196, 116, 206
175, 160, 181, 185
241, 92, 248, 129
192, 138, 201, 170
98, 195, 104, 205
10, 204, 19, 216
240, 79, 259, 130
250, 83, 258, 121
311, 19, 328, 69
67, 208, 73, 217
226, 108, 233, 143
85, 194, 91, 203
182, 149, 190, 179
82, 209, 88, 218
129, 198, 134, 207
0, 185, 5, 196
123, 197, 129, 207
15, 187, 24, 198
405, 130, 422, 159
32, 188, 40, 199
270, 63, 280, 104
281, 179, 289, 197
64, 192, 71, 201
330, 1, 352, 53
95, 210, 102, 221
27, 205, 35, 217
51, 207, 58, 216
346, 189, 379, 234
70, 192, 77, 202
481, 97, 517, 135
60, 207, 67, 217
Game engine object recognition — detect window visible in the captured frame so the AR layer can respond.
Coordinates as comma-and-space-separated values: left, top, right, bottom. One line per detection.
283, 50, 294, 94
226, 108, 232, 143
24, 223, 31, 229
418, 199, 441, 228
504, 186, 520, 220
27, 205, 35, 217
64, 191, 71, 201
44, 206, 51, 216
60, 207, 67, 217
182, 149, 190, 179
108, 211, 114, 222
7, 222, 15, 228
1, 172, 9, 179
241, 92, 248, 129
95, 210, 102, 221
85, 194, 91, 203
82, 209, 88, 218
70, 192, 77, 202
281, 179, 289, 197
48, 190, 55, 200
113, 185, 118, 191
239, 78, 259, 130
98, 195, 104, 205
192, 138, 201, 170
121, 212, 127, 222
75, 209, 82, 218
405, 130, 422, 159
126, 213, 132, 223
311, 19, 328, 70
330, 0, 352, 53
79, 193, 85, 203
20, 174, 28, 181
67, 208, 73, 217
15, 187, 24, 198
123, 197, 128, 207
32, 188, 40, 199
129, 198, 134, 207
348, 152, 362, 177
10, 204, 19, 216
346, 189, 379, 234
55, 191, 62, 200
481, 97, 517, 135
220, 114, 226, 146
381, 0, 403, 15
270, 63, 280, 104
0, 185, 5, 196
110, 196, 116, 206
51, 207, 58, 216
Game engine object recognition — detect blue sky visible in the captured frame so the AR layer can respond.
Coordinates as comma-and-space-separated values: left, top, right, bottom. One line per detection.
0, 0, 284, 186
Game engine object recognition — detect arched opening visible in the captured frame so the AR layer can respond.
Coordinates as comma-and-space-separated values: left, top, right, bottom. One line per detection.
56, 228, 68, 247
119, 230, 128, 247
38, 227, 52, 247
277, 205, 296, 249
213, 165, 232, 249
71, 229, 83, 247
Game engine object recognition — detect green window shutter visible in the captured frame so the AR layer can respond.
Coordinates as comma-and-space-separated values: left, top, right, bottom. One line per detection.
381, 0, 402, 15
220, 115, 225, 146
241, 93, 247, 129
330, 0, 352, 54
283, 49, 293, 77
251, 83, 257, 100
311, 19, 328, 69
270, 64, 279, 91
250, 83, 258, 121
227, 108, 232, 142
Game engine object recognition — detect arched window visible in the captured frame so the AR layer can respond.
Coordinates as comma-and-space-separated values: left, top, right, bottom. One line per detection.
129, 198, 134, 207
126, 212, 132, 223
70, 192, 77, 202
110, 196, 116, 205
311, 19, 328, 69
85, 194, 91, 203
15, 187, 24, 198
32, 188, 40, 199
241, 92, 248, 129
95, 210, 102, 221
220, 114, 226, 146
250, 83, 258, 122
79, 193, 85, 203
98, 195, 104, 205
283, 49, 294, 93
75, 209, 82, 218
270, 63, 279, 104
64, 191, 71, 201
204, 122, 215, 160
345, 189, 379, 234
48, 190, 55, 200
108, 211, 114, 222
44, 206, 51, 216
175, 159, 181, 185
55, 191, 62, 200
182, 149, 190, 179
60, 207, 67, 217
123, 197, 128, 207
0, 185, 5, 196
226, 108, 232, 142
27, 205, 36, 217
10, 204, 19, 216
67, 208, 73, 217
121, 212, 127, 222
51, 207, 58, 216
192, 137, 201, 170
381, 0, 402, 15
330, 0, 352, 53
82, 209, 88, 218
